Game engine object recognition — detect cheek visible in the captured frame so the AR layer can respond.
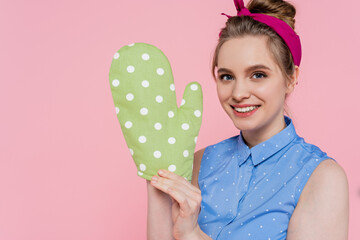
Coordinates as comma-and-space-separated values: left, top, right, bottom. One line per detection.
216, 83, 229, 102
254, 80, 286, 103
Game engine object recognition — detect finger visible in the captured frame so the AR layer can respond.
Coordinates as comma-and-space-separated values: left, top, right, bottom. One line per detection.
151, 175, 193, 198
151, 176, 192, 215
156, 175, 202, 204
158, 169, 201, 194
151, 175, 202, 213
170, 195, 176, 205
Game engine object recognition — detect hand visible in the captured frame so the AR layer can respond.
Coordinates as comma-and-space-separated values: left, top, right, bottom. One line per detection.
151, 169, 203, 240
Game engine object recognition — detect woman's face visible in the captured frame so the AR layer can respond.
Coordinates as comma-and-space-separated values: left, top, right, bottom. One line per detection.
216, 36, 297, 136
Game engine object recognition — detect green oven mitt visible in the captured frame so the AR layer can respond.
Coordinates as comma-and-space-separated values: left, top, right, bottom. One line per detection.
109, 43, 203, 181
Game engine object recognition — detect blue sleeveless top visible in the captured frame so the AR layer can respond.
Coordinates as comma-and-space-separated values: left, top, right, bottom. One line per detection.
197, 115, 335, 240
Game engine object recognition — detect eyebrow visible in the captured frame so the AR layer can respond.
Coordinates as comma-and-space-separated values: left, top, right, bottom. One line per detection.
217, 64, 271, 74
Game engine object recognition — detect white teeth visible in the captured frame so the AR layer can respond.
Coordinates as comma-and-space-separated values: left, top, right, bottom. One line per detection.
234, 105, 259, 113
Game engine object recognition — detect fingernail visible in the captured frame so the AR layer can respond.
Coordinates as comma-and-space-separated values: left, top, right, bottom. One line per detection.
158, 170, 164, 175
151, 176, 158, 183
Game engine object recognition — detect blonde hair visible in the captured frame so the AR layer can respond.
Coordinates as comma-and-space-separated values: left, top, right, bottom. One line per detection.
212, 0, 298, 116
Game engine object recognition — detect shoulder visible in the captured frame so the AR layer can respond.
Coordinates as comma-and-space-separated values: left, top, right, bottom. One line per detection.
309, 159, 347, 183
287, 159, 349, 239
191, 147, 206, 189
301, 159, 348, 202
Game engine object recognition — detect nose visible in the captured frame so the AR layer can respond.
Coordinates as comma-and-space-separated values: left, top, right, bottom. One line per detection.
231, 79, 251, 102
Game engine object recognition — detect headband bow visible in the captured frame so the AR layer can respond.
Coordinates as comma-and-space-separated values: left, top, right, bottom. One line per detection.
220, 0, 302, 67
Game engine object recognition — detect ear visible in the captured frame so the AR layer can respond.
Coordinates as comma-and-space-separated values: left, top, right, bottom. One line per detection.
286, 65, 299, 94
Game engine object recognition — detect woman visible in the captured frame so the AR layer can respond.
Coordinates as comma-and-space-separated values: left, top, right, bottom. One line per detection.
147, 0, 349, 239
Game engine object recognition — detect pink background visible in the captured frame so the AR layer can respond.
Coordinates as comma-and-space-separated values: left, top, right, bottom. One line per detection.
1, 0, 359, 239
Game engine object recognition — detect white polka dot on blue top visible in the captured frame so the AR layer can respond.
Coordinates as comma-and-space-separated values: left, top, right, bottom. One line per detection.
197, 115, 336, 239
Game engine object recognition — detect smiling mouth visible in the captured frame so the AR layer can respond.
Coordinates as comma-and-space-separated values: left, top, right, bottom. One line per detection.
231, 105, 261, 113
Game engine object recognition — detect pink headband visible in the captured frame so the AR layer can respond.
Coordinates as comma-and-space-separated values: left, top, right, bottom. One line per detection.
220, 0, 302, 67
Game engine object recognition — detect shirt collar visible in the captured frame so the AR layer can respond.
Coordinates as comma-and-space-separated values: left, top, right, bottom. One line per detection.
236, 115, 297, 167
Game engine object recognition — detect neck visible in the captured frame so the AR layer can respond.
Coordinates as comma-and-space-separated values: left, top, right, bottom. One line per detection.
241, 115, 287, 149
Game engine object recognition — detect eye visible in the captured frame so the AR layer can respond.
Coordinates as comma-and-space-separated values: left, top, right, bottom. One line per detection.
219, 74, 234, 81
252, 72, 267, 79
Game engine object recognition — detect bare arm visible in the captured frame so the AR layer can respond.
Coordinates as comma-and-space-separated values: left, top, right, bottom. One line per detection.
287, 159, 349, 240
191, 148, 206, 190
146, 180, 175, 240
146, 147, 207, 240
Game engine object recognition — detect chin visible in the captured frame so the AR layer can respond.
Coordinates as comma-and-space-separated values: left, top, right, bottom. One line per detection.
229, 110, 263, 131
233, 122, 257, 131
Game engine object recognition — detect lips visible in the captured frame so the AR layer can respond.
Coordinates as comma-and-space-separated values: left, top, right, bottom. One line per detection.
231, 104, 260, 118
231, 104, 261, 108
230, 104, 261, 111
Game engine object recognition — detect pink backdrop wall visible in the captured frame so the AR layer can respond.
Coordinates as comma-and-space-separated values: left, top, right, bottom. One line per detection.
1, 0, 359, 239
